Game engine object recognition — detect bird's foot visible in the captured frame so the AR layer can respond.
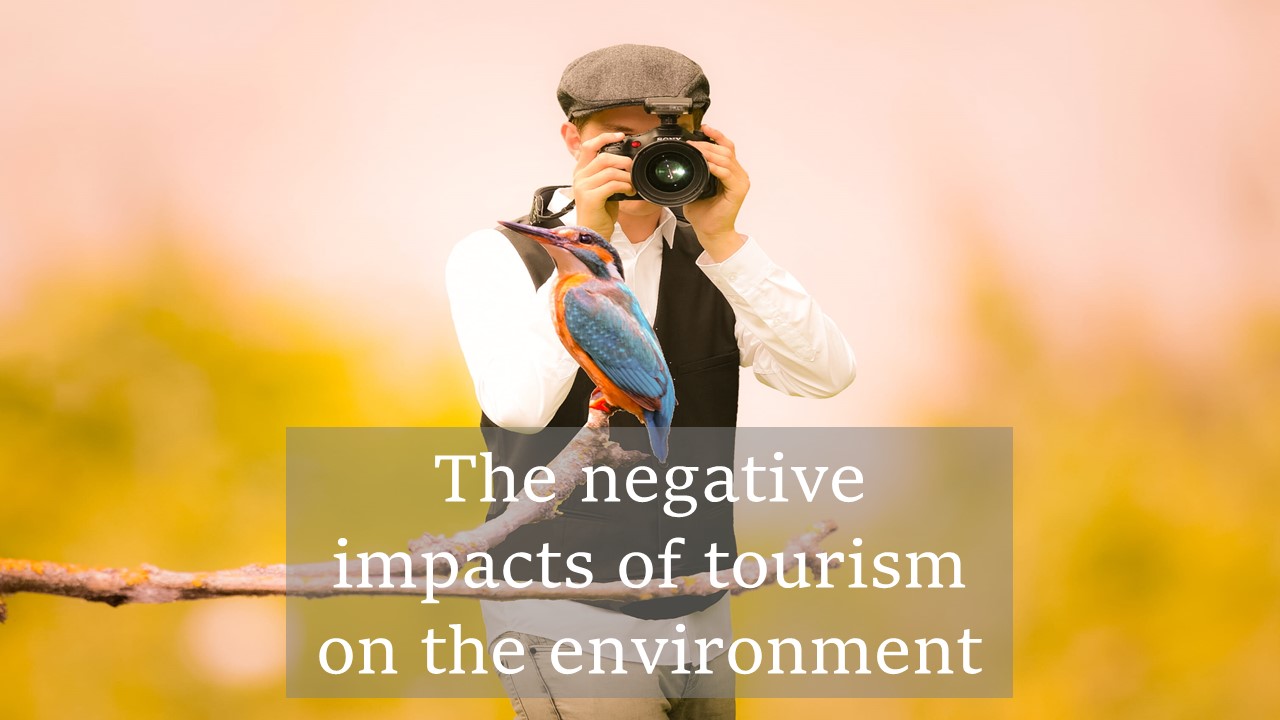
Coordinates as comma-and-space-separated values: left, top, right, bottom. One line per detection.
589, 387, 618, 415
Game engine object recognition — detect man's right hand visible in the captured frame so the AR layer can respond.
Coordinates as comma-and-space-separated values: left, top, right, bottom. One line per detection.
572, 131, 634, 239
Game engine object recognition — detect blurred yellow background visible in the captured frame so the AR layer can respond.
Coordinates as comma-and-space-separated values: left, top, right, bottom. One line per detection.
2, 1, 1277, 718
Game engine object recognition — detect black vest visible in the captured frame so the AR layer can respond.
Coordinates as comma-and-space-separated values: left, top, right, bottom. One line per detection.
480, 187, 740, 619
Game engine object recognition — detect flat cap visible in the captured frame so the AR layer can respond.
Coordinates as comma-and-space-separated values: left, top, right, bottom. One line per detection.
557, 44, 710, 120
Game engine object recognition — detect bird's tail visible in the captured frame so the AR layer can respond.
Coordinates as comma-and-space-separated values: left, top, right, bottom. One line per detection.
643, 409, 672, 463
643, 383, 676, 463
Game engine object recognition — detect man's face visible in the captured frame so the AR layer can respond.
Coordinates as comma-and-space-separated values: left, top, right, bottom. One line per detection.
561, 105, 697, 217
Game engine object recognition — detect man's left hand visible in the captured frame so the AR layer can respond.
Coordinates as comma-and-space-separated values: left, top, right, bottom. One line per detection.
685, 124, 749, 262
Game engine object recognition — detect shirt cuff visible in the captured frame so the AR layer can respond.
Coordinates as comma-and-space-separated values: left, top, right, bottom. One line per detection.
695, 235, 771, 295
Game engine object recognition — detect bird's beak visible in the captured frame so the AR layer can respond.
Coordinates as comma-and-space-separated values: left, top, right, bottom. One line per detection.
498, 220, 565, 247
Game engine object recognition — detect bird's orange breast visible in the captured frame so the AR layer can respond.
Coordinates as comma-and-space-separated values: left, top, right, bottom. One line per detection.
551, 273, 646, 420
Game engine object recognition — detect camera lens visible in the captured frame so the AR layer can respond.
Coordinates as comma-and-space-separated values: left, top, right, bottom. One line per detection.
630, 139, 715, 207
648, 153, 693, 192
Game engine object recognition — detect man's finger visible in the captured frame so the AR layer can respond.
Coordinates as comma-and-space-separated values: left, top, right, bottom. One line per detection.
705, 162, 733, 180
578, 167, 633, 191
704, 158, 748, 193
575, 132, 627, 169
701, 151, 741, 175
582, 152, 633, 173
690, 141, 732, 159
581, 180, 635, 203
699, 124, 734, 152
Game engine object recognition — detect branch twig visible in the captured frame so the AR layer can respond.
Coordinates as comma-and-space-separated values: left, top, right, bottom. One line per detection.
404, 409, 648, 571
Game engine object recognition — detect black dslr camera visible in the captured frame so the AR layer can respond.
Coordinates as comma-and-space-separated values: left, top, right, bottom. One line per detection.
600, 97, 718, 207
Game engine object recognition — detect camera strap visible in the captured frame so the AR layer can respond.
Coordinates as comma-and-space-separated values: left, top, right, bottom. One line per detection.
529, 184, 692, 225
493, 185, 572, 290
529, 185, 575, 225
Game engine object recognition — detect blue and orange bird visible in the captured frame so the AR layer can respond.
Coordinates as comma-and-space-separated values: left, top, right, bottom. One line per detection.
499, 220, 676, 462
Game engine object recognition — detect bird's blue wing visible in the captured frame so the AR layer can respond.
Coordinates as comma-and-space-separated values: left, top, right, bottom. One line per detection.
562, 284, 670, 407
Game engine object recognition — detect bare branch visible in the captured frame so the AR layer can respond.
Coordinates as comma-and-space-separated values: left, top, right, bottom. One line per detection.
0, 411, 839, 618
0, 521, 837, 611
0, 559, 288, 611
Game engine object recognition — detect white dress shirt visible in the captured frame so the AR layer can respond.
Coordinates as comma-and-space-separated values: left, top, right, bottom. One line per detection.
446, 188, 856, 428
444, 187, 855, 663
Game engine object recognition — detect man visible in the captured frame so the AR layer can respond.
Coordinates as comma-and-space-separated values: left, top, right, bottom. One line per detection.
445, 44, 855, 720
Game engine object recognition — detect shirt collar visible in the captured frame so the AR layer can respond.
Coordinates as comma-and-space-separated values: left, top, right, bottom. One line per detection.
549, 187, 677, 248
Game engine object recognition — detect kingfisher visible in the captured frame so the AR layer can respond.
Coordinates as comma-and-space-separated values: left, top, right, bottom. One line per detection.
498, 220, 676, 462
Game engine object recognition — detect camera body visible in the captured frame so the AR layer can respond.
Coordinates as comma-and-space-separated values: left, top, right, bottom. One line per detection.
599, 97, 718, 207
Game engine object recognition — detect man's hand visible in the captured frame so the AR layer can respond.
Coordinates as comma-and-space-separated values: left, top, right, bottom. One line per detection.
684, 124, 749, 262
572, 131, 633, 239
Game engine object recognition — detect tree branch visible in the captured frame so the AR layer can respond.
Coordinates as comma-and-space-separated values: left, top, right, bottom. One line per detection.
0, 412, 839, 620
0, 521, 838, 613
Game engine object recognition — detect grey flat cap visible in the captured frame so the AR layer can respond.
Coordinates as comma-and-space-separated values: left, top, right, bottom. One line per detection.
557, 44, 710, 120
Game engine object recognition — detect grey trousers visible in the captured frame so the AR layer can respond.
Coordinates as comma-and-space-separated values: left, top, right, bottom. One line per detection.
493, 631, 736, 720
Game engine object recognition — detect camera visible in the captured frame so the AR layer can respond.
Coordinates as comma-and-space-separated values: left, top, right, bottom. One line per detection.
600, 97, 718, 207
